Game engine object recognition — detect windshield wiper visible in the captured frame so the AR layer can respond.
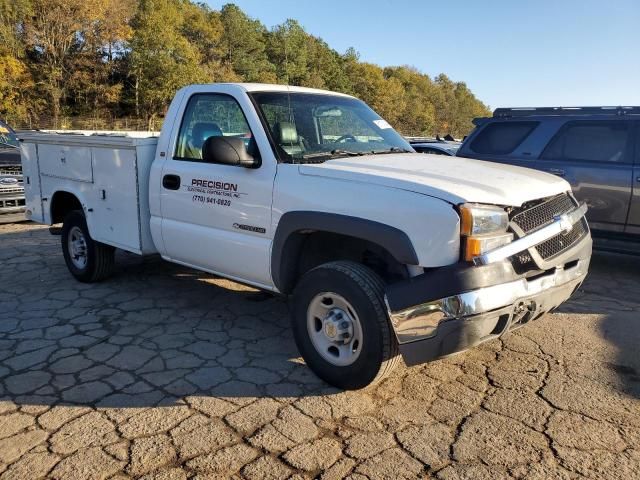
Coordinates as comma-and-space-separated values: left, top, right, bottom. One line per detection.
293, 147, 405, 163
369, 147, 412, 155
299, 149, 364, 161
330, 149, 365, 156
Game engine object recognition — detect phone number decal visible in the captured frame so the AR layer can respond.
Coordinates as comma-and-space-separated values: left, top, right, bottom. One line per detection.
192, 195, 231, 207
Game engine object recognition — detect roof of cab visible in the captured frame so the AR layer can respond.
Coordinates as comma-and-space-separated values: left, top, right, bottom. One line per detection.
185, 82, 355, 98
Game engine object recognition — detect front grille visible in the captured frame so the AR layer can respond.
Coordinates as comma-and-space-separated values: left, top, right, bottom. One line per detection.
0, 162, 24, 211
510, 193, 587, 262
511, 194, 576, 233
0, 187, 24, 194
0, 166, 22, 175
0, 197, 25, 209
0, 167, 23, 194
536, 218, 588, 260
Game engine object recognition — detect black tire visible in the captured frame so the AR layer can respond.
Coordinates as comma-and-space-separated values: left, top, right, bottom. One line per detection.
61, 210, 115, 283
290, 261, 401, 390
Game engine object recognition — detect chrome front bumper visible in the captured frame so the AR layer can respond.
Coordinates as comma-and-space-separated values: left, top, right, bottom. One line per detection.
388, 256, 588, 345
384, 201, 591, 365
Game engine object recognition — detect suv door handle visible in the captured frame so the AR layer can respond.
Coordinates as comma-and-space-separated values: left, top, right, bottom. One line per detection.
545, 168, 565, 177
162, 174, 181, 190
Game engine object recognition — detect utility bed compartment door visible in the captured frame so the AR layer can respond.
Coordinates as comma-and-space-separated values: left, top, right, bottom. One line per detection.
38, 144, 93, 182
89, 148, 141, 251
20, 142, 44, 222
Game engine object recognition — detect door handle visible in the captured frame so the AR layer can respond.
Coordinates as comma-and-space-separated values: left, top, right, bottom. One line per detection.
545, 168, 565, 177
162, 174, 181, 190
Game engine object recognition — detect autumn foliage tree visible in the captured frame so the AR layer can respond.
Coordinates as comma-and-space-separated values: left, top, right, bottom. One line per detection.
0, 0, 37, 123
129, 0, 207, 125
0, 0, 489, 136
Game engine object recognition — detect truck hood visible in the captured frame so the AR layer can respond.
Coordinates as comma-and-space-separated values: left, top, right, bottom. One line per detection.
298, 153, 569, 207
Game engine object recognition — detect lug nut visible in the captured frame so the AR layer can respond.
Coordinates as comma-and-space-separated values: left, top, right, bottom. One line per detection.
341, 321, 349, 329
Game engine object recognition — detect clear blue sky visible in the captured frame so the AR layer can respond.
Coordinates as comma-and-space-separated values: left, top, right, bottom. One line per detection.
206, 0, 640, 109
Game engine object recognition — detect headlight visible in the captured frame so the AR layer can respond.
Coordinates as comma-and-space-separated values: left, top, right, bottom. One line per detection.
459, 204, 509, 235
459, 204, 513, 262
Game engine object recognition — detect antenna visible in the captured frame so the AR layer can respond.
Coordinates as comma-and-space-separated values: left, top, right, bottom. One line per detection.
284, 30, 290, 85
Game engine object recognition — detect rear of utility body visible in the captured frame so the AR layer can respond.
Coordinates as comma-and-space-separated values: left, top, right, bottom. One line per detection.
20, 133, 158, 254
20, 83, 592, 389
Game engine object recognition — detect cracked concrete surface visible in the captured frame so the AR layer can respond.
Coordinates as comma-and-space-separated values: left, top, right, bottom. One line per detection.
0, 222, 638, 479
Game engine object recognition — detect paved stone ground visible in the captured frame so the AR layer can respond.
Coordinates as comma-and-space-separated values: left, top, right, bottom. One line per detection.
0, 222, 638, 480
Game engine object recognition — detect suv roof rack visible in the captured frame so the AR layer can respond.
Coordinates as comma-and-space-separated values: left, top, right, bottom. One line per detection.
406, 134, 459, 144
493, 106, 640, 118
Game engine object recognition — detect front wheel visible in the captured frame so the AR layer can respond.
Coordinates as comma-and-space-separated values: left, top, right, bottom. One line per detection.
290, 261, 400, 390
61, 210, 115, 283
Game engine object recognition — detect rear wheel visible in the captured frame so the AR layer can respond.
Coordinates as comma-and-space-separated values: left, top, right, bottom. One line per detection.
61, 210, 115, 282
291, 261, 400, 390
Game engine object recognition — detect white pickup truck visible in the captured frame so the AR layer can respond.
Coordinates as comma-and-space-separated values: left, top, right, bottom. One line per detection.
20, 83, 592, 389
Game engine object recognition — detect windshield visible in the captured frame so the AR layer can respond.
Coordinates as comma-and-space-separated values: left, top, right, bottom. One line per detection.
0, 122, 18, 149
250, 92, 413, 163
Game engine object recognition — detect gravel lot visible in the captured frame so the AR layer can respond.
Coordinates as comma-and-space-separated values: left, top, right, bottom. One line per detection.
0, 222, 638, 479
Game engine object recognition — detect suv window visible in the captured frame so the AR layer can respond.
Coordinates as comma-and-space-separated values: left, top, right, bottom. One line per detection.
174, 94, 253, 161
541, 121, 630, 163
470, 121, 538, 155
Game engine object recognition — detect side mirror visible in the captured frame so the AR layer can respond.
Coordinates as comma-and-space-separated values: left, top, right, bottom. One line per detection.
202, 136, 260, 168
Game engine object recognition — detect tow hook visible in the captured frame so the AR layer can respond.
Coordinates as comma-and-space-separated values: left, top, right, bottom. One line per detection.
513, 300, 536, 325
500, 300, 536, 337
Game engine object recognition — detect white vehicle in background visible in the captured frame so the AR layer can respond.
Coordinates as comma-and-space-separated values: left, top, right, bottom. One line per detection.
20, 83, 591, 389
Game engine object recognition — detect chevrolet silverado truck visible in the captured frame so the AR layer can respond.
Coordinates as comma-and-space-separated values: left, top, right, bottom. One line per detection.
20, 83, 592, 389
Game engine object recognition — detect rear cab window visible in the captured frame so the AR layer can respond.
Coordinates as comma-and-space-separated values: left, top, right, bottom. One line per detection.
541, 120, 631, 163
470, 121, 539, 155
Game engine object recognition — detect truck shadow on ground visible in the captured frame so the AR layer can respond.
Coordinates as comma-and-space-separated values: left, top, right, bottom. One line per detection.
557, 251, 640, 400
0, 228, 344, 409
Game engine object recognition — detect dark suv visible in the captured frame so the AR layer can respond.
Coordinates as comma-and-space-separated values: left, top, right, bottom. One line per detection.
457, 107, 640, 252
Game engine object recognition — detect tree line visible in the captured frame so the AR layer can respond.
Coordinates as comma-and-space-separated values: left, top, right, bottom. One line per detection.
0, 0, 490, 136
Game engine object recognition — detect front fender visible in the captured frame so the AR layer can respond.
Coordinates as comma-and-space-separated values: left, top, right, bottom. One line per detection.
271, 165, 463, 291
271, 211, 419, 292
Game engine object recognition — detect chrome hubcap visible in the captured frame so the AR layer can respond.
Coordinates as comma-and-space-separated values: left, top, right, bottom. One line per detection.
307, 292, 363, 366
68, 226, 88, 269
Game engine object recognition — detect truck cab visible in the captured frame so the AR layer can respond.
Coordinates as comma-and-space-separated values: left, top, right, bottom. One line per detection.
20, 83, 592, 389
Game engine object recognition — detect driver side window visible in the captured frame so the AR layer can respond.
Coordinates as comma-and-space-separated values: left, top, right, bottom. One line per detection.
174, 94, 253, 161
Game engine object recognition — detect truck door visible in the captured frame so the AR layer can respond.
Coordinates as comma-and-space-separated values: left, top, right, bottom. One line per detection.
626, 121, 640, 235
158, 92, 277, 288
535, 119, 634, 234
